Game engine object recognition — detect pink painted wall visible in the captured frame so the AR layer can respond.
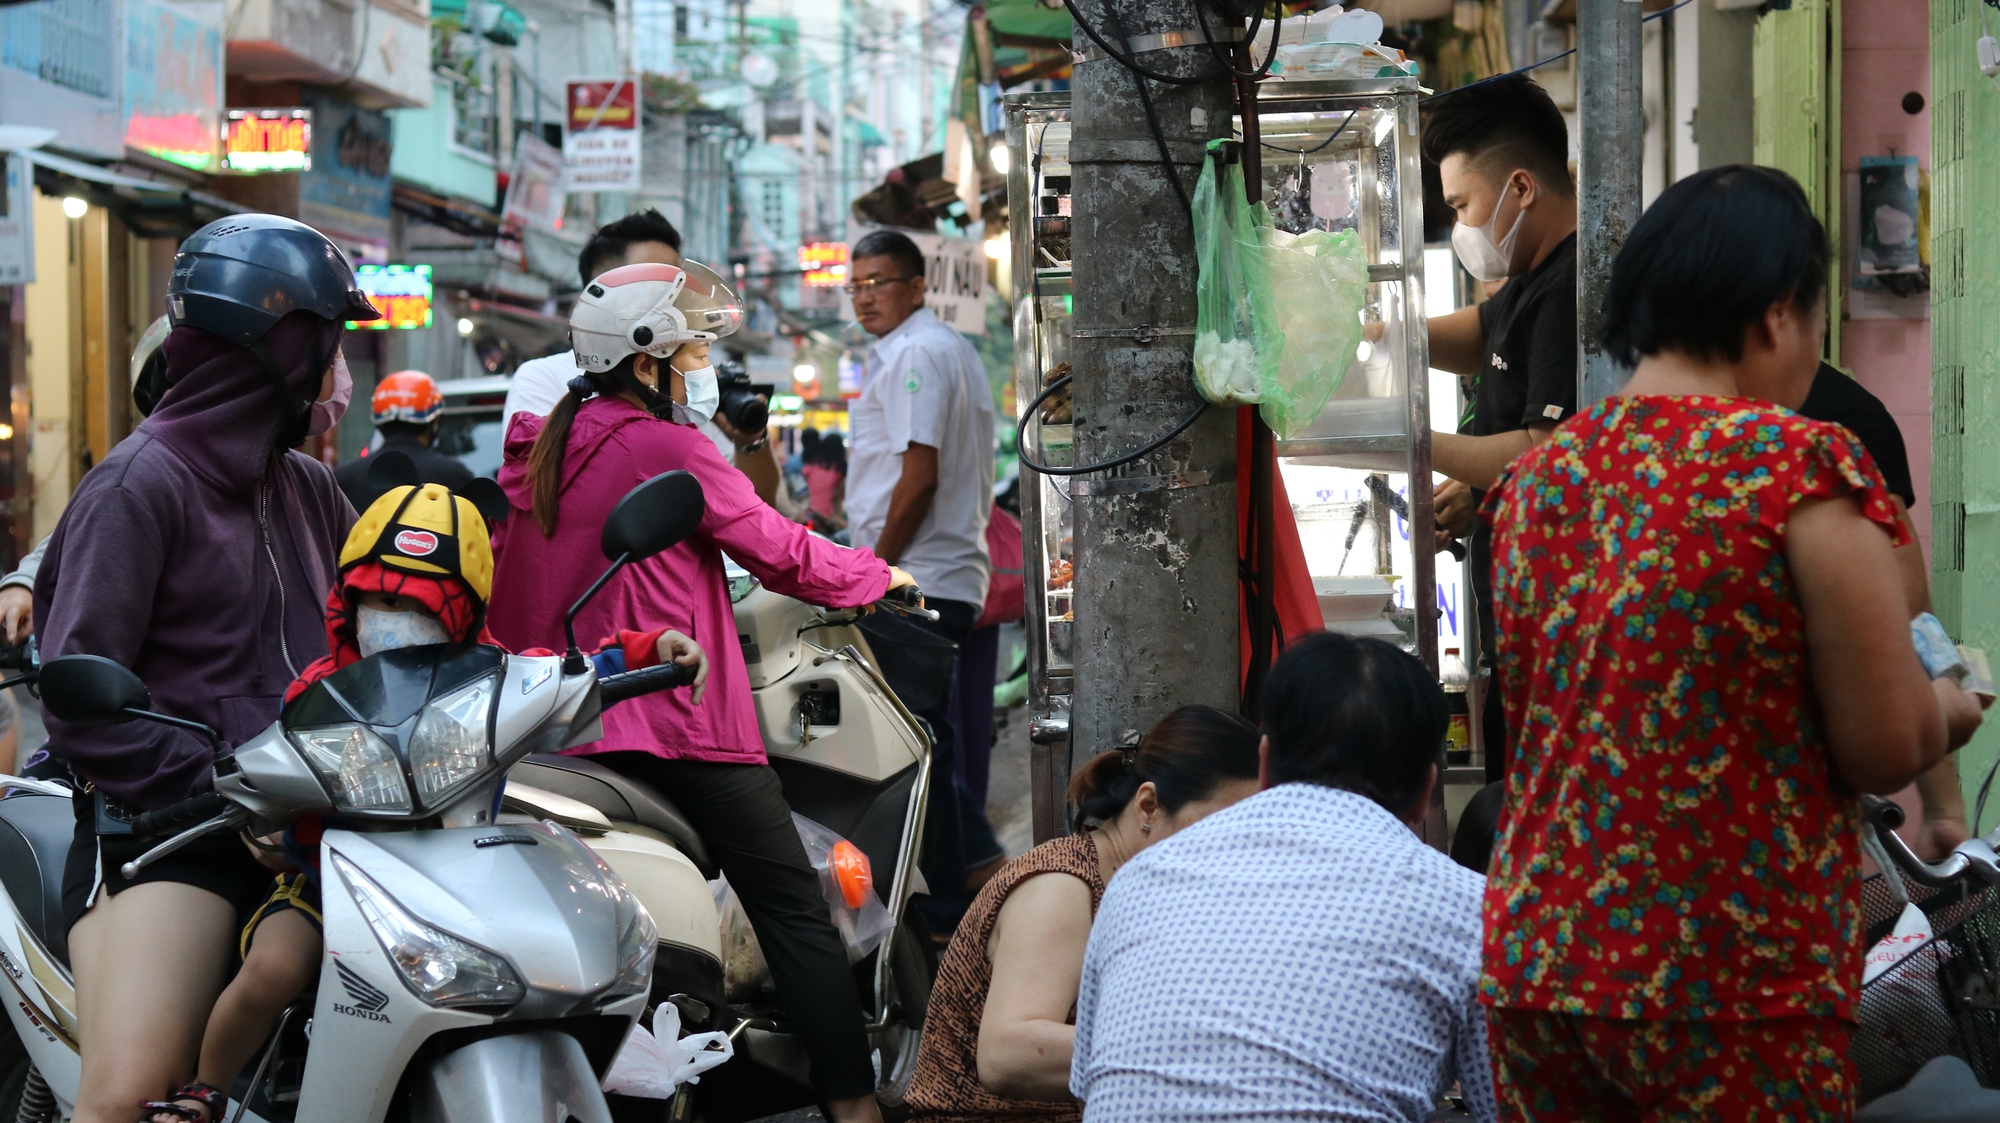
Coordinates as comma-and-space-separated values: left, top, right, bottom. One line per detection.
1842, 0, 1933, 552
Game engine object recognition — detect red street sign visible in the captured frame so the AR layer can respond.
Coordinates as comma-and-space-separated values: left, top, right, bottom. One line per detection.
567, 80, 637, 133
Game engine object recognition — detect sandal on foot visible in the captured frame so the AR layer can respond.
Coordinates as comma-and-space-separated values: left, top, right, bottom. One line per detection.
139, 1082, 228, 1123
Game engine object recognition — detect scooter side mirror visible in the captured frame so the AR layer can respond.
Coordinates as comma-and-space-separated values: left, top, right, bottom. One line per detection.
562, 471, 707, 672
602, 470, 706, 563
39, 654, 224, 742
39, 655, 153, 726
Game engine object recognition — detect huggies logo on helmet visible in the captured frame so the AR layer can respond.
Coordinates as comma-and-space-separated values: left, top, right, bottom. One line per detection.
393, 529, 440, 557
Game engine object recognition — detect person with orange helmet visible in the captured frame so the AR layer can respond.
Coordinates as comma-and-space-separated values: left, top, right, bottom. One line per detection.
333, 369, 474, 511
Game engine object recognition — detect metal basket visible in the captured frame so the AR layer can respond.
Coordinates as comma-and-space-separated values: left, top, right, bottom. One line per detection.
1854, 868, 2000, 1101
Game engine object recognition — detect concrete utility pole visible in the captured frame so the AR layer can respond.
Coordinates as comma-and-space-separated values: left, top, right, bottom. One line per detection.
1575, 0, 1644, 406
1068, 0, 1240, 753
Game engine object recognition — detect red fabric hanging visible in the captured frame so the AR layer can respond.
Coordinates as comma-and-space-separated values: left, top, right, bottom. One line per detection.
1238, 408, 1323, 690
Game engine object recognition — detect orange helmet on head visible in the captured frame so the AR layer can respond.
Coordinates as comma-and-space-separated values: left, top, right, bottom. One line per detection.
372, 370, 444, 426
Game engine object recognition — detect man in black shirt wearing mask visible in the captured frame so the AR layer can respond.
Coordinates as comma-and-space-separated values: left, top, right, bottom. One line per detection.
1422, 75, 1579, 783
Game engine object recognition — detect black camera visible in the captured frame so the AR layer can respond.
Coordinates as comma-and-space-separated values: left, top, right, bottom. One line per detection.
716, 360, 775, 434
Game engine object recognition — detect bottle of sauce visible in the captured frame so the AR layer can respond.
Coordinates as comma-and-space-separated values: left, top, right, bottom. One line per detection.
1441, 647, 1471, 766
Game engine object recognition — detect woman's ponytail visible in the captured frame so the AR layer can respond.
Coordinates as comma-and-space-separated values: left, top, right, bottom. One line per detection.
526, 375, 594, 535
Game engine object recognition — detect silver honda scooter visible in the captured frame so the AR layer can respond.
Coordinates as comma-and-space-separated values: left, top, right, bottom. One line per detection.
0, 470, 708, 1123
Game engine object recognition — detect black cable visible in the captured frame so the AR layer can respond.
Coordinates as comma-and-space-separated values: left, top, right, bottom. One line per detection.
1260, 109, 1355, 156
1192, 0, 1280, 81
1015, 375, 1210, 477
1131, 62, 1194, 221
1061, 0, 1229, 86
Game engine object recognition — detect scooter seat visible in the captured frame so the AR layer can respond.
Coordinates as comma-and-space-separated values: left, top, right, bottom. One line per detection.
513, 755, 717, 877
0, 793, 74, 968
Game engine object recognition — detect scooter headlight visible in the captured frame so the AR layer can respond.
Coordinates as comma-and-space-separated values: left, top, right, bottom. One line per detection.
407, 674, 498, 806
293, 724, 412, 813
331, 852, 525, 1008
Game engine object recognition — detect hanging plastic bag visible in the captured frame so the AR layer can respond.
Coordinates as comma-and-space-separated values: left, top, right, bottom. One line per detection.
793, 812, 896, 962
1192, 139, 1281, 406
602, 1002, 734, 1098
1259, 225, 1367, 437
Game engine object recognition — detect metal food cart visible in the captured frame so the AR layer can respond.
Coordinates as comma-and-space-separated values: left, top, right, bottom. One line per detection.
1004, 75, 1436, 839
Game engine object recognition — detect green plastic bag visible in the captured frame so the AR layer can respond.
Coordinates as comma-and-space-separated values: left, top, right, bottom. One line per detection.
1259, 225, 1367, 437
1192, 140, 1281, 406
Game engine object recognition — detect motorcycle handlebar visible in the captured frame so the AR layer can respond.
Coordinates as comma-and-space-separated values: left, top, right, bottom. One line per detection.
130, 791, 228, 839
1862, 793, 2000, 889
597, 660, 699, 707
881, 584, 939, 623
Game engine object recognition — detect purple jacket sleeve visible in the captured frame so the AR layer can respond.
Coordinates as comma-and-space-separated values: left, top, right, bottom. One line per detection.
651, 427, 891, 608
35, 485, 214, 809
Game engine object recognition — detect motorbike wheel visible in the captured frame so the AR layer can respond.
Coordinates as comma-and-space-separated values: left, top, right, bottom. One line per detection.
0, 1016, 33, 1123
874, 905, 938, 1120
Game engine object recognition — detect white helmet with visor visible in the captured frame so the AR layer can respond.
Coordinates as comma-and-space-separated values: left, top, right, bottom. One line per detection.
568, 260, 743, 374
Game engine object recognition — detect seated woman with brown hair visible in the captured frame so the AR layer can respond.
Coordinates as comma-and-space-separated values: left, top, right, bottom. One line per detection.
905, 705, 1263, 1121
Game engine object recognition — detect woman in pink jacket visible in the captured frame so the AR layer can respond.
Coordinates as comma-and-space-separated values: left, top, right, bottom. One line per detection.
489, 262, 911, 1123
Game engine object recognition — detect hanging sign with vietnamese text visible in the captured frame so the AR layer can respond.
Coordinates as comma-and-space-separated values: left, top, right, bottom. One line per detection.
908, 233, 987, 336
221, 108, 312, 174
563, 79, 641, 193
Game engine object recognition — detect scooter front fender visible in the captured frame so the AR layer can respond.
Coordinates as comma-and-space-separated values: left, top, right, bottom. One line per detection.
409, 1031, 612, 1123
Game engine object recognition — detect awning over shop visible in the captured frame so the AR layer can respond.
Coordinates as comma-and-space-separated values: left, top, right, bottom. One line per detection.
23, 148, 243, 238
392, 183, 506, 239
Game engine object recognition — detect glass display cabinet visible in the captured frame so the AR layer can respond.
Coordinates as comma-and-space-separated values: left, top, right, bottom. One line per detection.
1003, 93, 1074, 842
1250, 76, 1436, 678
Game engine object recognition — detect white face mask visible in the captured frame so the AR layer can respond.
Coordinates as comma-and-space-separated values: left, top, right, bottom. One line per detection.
1450, 182, 1525, 283
676, 364, 719, 427
356, 603, 452, 658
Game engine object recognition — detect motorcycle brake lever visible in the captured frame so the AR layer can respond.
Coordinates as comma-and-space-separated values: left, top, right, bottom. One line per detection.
120, 807, 252, 880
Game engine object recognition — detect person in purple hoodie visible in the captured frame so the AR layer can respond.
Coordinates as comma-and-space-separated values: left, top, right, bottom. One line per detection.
35, 215, 377, 1123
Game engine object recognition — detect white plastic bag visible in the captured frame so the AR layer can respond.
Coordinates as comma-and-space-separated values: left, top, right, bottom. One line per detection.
1864, 902, 1936, 984
602, 1003, 733, 1098
792, 812, 896, 962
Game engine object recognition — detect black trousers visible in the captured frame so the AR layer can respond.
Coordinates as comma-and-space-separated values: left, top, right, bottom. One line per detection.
592, 753, 876, 1100
857, 597, 979, 934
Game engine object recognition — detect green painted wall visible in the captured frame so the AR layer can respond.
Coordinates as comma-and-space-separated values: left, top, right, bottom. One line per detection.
1931, 0, 2000, 826
1752, 0, 1843, 363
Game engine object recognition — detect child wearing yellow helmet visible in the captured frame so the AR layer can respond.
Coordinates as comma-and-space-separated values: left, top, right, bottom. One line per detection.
145, 482, 707, 1123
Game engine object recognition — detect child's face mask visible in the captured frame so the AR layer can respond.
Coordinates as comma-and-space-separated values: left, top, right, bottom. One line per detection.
357, 602, 451, 657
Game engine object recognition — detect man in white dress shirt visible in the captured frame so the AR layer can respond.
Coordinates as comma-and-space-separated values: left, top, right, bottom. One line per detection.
1072, 631, 1496, 1123
844, 229, 995, 933
502, 209, 781, 503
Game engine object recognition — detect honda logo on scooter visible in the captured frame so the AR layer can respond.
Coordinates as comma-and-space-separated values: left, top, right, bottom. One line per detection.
334, 960, 392, 1022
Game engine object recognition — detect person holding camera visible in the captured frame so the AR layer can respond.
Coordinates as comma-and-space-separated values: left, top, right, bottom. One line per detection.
502, 209, 784, 504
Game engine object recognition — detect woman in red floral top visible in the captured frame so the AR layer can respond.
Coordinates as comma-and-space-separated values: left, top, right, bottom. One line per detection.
1478, 166, 1983, 1121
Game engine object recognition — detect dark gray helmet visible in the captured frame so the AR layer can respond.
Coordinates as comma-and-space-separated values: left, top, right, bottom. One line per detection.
167, 214, 380, 345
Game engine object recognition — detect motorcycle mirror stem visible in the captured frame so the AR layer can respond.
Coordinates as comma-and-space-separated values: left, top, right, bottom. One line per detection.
562, 552, 633, 674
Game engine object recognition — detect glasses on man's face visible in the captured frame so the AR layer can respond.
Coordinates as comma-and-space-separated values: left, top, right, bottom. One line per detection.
844, 276, 912, 297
